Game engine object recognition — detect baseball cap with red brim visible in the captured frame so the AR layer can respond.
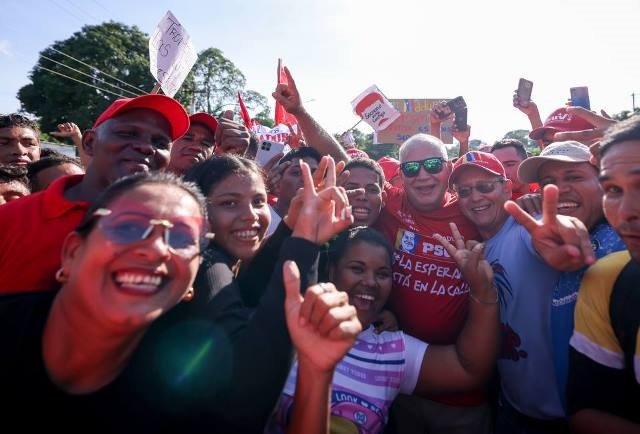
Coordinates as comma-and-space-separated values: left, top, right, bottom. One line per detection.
93, 94, 190, 141
529, 107, 596, 141
449, 151, 506, 187
189, 112, 218, 135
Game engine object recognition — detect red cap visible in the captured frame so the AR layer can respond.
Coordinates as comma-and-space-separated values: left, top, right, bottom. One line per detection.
529, 107, 596, 141
449, 151, 506, 186
93, 94, 190, 141
377, 156, 400, 181
346, 147, 369, 159
189, 112, 218, 135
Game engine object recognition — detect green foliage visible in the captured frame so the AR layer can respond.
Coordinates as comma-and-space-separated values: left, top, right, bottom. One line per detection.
360, 142, 399, 160
335, 128, 398, 160
501, 129, 542, 156
18, 22, 271, 132
612, 108, 640, 121
19, 21, 154, 132
177, 49, 271, 122
243, 90, 273, 127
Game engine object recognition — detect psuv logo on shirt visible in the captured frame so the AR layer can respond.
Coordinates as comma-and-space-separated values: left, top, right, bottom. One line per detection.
395, 229, 451, 259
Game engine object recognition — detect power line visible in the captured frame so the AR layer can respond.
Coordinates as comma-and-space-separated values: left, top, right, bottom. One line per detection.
49, 47, 145, 94
64, 0, 100, 23
39, 53, 141, 97
91, 0, 116, 18
35, 64, 127, 99
50, 0, 86, 24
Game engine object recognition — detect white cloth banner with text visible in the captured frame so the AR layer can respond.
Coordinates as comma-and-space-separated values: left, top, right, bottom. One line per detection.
149, 10, 198, 97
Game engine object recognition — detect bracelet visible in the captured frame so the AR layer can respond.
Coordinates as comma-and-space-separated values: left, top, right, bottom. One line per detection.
469, 286, 499, 305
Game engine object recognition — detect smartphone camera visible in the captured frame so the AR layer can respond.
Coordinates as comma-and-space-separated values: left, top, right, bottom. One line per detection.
260, 141, 272, 151
517, 78, 533, 105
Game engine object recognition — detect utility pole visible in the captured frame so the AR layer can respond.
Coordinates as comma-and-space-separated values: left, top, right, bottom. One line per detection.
632, 93, 636, 111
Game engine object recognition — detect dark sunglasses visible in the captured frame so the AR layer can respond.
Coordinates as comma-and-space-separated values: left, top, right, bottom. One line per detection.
93, 208, 214, 259
455, 179, 505, 198
400, 157, 445, 177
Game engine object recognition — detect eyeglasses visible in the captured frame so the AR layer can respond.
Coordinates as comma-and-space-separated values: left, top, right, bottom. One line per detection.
454, 179, 505, 198
93, 208, 214, 259
400, 157, 445, 177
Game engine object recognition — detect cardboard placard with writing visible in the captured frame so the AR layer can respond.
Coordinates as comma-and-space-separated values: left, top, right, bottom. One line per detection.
149, 10, 198, 97
375, 99, 454, 145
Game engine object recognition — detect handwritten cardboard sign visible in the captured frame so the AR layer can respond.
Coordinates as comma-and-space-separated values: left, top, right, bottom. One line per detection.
351, 85, 400, 132
149, 10, 198, 97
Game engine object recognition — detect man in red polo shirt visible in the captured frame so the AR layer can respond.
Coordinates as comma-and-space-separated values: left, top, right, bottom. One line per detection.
0, 94, 190, 293
374, 134, 490, 434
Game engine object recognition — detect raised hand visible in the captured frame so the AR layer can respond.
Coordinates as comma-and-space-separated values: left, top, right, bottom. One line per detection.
552, 106, 617, 158
429, 100, 453, 123
287, 156, 353, 244
283, 261, 361, 372
512, 92, 540, 117
434, 223, 494, 301
515, 192, 543, 216
504, 184, 595, 270
214, 118, 251, 156
266, 153, 289, 192
50, 122, 82, 144
272, 66, 304, 116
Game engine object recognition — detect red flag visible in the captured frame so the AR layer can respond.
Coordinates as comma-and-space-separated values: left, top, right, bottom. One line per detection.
237, 91, 251, 128
274, 59, 299, 128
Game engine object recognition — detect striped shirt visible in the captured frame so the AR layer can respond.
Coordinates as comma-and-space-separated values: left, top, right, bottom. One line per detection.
267, 326, 427, 434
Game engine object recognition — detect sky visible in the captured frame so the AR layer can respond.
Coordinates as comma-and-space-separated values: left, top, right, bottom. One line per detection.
1, 0, 639, 144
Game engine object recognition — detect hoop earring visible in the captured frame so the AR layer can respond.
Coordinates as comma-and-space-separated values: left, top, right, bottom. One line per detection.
55, 268, 68, 283
183, 287, 195, 302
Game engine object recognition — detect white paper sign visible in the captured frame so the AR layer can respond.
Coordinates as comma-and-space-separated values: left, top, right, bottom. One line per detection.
351, 85, 400, 132
149, 11, 198, 97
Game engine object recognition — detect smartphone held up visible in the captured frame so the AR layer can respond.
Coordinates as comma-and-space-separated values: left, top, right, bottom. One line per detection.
570, 86, 591, 110
255, 140, 286, 167
446, 96, 467, 131
516, 78, 533, 106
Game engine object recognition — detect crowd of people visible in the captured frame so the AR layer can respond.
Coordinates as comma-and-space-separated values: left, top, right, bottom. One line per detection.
0, 67, 638, 434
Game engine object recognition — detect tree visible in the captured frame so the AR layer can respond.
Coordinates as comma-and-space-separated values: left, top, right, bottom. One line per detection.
502, 129, 539, 151
19, 22, 271, 132
612, 108, 640, 121
334, 129, 398, 160
243, 90, 273, 127
19, 22, 154, 132
178, 48, 271, 123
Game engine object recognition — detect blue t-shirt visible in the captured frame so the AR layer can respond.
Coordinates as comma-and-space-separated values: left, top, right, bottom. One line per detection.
485, 216, 563, 419
550, 222, 624, 410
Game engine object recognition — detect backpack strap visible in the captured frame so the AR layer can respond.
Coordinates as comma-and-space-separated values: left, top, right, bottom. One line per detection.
609, 259, 640, 384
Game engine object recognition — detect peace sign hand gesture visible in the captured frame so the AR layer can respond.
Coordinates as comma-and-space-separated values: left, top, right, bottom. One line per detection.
288, 156, 353, 245
504, 184, 595, 271
434, 223, 494, 301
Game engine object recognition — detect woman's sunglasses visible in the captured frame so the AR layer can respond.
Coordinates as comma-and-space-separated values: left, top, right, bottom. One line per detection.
400, 157, 445, 178
92, 208, 214, 259
454, 179, 505, 198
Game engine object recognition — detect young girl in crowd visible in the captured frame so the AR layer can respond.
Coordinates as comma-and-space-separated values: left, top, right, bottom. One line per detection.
268, 225, 500, 434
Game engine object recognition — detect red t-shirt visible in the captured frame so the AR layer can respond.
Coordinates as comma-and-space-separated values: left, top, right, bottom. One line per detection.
511, 183, 540, 200
0, 175, 89, 293
374, 186, 483, 406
